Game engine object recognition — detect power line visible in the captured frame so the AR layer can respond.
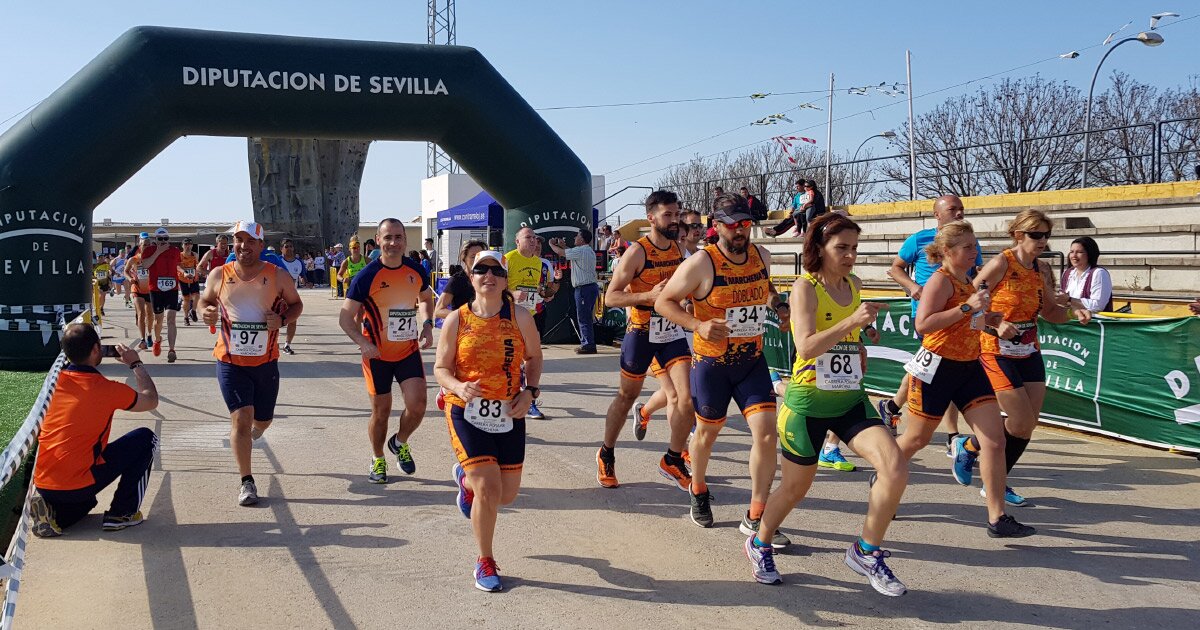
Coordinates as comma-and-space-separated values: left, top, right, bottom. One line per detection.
535, 89, 829, 111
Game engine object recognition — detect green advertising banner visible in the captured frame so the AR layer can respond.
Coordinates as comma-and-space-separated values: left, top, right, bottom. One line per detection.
862, 297, 1200, 453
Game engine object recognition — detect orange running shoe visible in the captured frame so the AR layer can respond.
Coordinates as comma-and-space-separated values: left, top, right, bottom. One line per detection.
596, 448, 619, 488
658, 455, 691, 492
152, 339, 162, 357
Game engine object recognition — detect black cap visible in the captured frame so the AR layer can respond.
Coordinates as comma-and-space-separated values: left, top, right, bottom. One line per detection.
712, 205, 752, 224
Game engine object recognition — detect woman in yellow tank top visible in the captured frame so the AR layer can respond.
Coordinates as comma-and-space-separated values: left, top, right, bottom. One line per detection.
963, 209, 1091, 508
894, 220, 1036, 538
434, 251, 543, 593
746, 213, 911, 594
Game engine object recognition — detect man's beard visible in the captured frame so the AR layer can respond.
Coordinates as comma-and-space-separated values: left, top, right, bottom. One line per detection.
724, 236, 749, 255
660, 224, 680, 240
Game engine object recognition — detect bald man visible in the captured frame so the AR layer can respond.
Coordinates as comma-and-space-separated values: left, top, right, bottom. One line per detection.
878, 195, 982, 450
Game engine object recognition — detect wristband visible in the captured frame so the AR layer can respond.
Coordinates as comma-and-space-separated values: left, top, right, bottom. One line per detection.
524, 386, 540, 399
423, 319, 434, 328
129, 361, 144, 370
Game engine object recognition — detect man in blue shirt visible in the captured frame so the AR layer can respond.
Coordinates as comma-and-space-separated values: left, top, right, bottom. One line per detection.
878, 195, 982, 449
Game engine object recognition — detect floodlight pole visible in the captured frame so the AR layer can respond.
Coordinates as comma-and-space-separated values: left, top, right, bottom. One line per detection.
906, 49, 916, 201
824, 73, 834, 196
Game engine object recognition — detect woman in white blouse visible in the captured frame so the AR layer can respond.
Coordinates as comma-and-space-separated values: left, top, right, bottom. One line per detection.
1061, 236, 1113, 312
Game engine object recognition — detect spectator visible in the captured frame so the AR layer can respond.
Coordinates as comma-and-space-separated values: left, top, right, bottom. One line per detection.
549, 230, 600, 354
609, 244, 627, 273
1189, 299, 1200, 316
704, 226, 719, 245
313, 251, 327, 286
364, 238, 381, 261
803, 179, 828, 228
711, 186, 725, 213
741, 186, 769, 223
595, 225, 613, 253
29, 324, 159, 537
765, 179, 808, 237
424, 238, 438, 273
1061, 236, 1114, 312
418, 249, 433, 275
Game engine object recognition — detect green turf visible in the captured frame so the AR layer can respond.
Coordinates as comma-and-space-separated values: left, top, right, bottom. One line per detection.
0, 370, 50, 543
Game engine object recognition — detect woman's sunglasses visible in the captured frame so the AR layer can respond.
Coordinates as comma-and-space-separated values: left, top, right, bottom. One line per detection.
472, 263, 508, 278
1022, 230, 1052, 241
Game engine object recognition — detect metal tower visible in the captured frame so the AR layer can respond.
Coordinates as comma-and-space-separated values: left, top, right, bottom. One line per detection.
427, 0, 460, 177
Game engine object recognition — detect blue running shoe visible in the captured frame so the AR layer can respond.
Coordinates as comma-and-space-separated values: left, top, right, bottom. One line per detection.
981, 486, 1028, 507
876, 399, 900, 436
950, 435, 976, 486
474, 557, 503, 592
527, 401, 545, 420
453, 463, 473, 519
818, 447, 856, 472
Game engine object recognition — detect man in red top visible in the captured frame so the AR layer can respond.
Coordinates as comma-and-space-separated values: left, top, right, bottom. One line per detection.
339, 218, 435, 484
138, 226, 183, 362
28, 324, 160, 537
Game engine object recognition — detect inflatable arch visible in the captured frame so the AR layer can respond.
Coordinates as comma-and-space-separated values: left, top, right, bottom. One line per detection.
0, 26, 591, 368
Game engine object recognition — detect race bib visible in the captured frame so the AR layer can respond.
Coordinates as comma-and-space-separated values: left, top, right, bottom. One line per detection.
95, 271, 109, 280
649, 313, 685, 343
904, 346, 943, 384
726, 304, 767, 337
464, 398, 514, 433
156, 277, 177, 291
230, 322, 268, 357
387, 308, 418, 342
815, 342, 863, 391
517, 286, 542, 311
999, 320, 1038, 357
136, 268, 149, 281
182, 267, 196, 280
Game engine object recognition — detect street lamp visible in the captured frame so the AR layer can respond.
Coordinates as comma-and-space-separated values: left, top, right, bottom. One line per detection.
853, 131, 898, 162
1081, 31, 1164, 188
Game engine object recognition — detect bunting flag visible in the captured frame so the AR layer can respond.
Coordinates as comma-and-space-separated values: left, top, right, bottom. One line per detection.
772, 135, 818, 164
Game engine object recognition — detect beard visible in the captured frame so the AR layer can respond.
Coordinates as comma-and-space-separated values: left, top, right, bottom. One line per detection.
724, 235, 749, 255
660, 224, 680, 240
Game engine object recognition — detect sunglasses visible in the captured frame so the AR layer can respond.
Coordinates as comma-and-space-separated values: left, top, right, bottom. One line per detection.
156, 237, 169, 242
684, 223, 704, 230
1022, 231, 1052, 241
472, 263, 508, 278
719, 219, 753, 230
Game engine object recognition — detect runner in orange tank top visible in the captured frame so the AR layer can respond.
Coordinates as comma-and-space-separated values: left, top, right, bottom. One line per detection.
893, 220, 1038, 537
596, 190, 695, 493
656, 193, 780, 533
434, 250, 543, 592
958, 209, 1091, 508
198, 220, 303, 507
177, 238, 201, 327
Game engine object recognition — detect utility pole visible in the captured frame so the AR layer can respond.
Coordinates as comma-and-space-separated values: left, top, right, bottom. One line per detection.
427, 0, 460, 177
906, 50, 916, 200
824, 73, 834, 196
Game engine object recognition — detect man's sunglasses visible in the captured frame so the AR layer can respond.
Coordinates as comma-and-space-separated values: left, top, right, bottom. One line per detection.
1022, 230, 1052, 241
684, 223, 704, 230
719, 219, 754, 230
156, 237, 169, 242
472, 263, 508, 278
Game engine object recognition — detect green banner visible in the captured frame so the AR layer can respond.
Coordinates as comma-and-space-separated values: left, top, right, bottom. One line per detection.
862, 297, 1200, 452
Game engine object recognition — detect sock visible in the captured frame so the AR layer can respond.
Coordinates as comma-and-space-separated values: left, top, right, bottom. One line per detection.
599, 445, 615, 462
241, 475, 254, 484
665, 449, 683, 465
1004, 431, 1031, 473
885, 400, 901, 416
963, 436, 981, 453
753, 536, 771, 549
857, 538, 880, 554
749, 501, 766, 520
821, 443, 837, 455
946, 431, 959, 446
691, 480, 708, 495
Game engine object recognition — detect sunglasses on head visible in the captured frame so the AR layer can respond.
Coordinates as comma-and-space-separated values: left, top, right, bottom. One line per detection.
1022, 230, 1051, 241
720, 219, 753, 230
472, 263, 507, 278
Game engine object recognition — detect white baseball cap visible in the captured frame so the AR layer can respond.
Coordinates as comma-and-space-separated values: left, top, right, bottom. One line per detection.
232, 220, 264, 240
154, 227, 169, 238
474, 250, 507, 269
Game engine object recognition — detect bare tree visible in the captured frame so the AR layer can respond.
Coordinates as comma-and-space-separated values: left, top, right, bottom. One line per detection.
1160, 77, 1200, 181
1089, 72, 1164, 185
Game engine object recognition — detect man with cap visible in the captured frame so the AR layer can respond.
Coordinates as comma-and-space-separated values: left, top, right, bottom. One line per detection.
198, 221, 304, 506
339, 218, 435, 484
655, 193, 787, 545
138, 227, 182, 362
178, 237, 201, 326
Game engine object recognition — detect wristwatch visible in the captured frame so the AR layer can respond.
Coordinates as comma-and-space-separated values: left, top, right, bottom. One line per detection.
129, 361, 144, 370
524, 386, 541, 400
959, 304, 973, 315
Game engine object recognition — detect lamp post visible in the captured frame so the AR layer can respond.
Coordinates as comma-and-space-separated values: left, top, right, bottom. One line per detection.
853, 131, 898, 162
1081, 31, 1164, 188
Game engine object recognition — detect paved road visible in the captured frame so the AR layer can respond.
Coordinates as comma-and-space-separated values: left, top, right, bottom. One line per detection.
18, 291, 1200, 628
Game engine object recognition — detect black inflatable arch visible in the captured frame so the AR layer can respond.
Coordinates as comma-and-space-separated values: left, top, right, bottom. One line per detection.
0, 26, 591, 368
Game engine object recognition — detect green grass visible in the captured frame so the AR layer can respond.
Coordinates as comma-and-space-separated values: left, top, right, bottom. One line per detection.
0, 370, 50, 542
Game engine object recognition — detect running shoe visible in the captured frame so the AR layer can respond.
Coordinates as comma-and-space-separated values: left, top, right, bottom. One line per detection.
368, 457, 388, 484
153, 339, 162, 357
388, 435, 416, 475
282, 343, 295, 355
167, 350, 177, 364
738, 511, 791, 549
190, 310, 198, 323
657, 455, 691, 492
183, 316, 191, 327
453, 463, 472, 519
876, 399, 900, 436
527, 401, 545, 420
981, 486, 1029, 507
744, 536, 782, 585
987, 514, 1036, 538
633, 402, 649, 441
238, 480, 259, 506
689, 490, 714, 528
950, 435, 977, 486
945, 433, 957, 458
29, 495, 62, 538
596, 448, 619, 488
101, 511, 145, 531
844, 543, 907, 597
474, 557, 503, 592
250, 424, 265, 441
818, 447, 856, 472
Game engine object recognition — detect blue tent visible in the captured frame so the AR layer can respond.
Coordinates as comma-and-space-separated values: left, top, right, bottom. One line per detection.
437, 191, 503, 229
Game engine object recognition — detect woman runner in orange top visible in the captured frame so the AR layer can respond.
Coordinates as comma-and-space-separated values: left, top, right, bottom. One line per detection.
434, 251, 543, 593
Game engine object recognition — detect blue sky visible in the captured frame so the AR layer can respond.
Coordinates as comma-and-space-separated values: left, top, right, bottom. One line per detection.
1, 1, 1196, 224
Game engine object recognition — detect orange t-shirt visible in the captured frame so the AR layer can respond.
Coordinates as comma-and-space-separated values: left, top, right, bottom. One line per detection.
178, 252, 199, 283
980, 248, 1044, 357
443, 301, 526, 408
346, 258, 431, 362
128, 254, 151, 295
212, 263, 284, 366
922, 268, 981, 361
33, 365, 137, 491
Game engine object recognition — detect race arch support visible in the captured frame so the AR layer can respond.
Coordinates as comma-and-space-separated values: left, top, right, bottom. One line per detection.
0, 26, 591, 369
